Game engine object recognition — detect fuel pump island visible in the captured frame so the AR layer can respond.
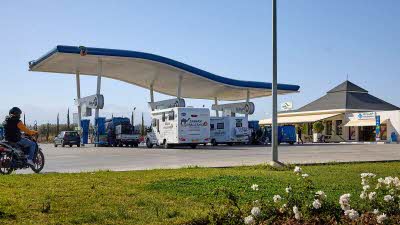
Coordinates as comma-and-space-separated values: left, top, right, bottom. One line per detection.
29, 45, 299, 148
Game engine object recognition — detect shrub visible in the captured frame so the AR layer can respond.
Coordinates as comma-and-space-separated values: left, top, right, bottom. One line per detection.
312, 122, 324, 133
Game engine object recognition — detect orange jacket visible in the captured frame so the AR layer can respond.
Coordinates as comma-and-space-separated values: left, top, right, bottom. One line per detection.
17, 121, 38, 136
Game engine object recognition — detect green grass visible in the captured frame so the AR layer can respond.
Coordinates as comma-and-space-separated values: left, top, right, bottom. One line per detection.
0, 162, 399, 224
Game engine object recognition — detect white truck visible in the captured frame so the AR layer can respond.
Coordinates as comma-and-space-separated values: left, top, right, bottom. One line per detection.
210, 116, 250, 146
146, 107, 210, 148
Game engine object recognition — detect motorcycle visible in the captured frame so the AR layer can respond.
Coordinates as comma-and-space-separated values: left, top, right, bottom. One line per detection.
0, 135, 45, 174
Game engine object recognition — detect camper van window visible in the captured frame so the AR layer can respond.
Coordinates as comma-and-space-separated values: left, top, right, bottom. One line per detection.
168, 111, 174, 120
210, 124, 215, 130
162, 113, 166, 122
152, 119, 157, 127
217, 123, 224, 129
236, 122, 242, 127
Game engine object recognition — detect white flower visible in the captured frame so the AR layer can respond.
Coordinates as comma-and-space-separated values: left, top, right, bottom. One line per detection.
339, 194, 351, 205
279, 204, 287, 213
253, 200, 259, 205
273, 195, 282, 203
361, 173, 376, 179
360, 191, 367, 199
302, 173, 309, 178
244, 215, 255, 225
373, 209, 379, 214
293, 205, 299, 214
285, 187, 292, 193
363, 185, 370, 191
377, 213, 387, 224
339, 194, 351, 210
294, 166, 302, 174
384, 195, 394, 202
312, 199, 322, 209
316, 191, 327, 200
251, 207, 261, 217
293, 206, 301, 220
251, 184, 259, 191
368, 192, 377, 200
344, 209, 359, 221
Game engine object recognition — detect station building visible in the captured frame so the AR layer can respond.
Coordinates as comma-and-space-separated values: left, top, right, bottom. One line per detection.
260, 81, 400, 143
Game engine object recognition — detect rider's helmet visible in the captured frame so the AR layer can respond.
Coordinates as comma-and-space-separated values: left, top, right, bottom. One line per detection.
9, 107, 22, 119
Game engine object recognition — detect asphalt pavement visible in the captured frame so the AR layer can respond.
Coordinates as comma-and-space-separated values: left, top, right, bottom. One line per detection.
22, 143, 400, 173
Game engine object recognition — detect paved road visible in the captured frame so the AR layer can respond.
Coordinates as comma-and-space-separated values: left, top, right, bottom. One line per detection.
26, 143, 400, 173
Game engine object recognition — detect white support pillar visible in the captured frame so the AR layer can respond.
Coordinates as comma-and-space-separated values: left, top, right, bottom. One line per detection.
177, 74, 183, 99
150, 84, 154, 110
214, 97, 219, 117
95, 58, 102, 120
76, 71, 82, 133
245, 89, 250, 120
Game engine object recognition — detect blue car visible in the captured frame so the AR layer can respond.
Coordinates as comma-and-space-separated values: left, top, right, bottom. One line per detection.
263, 125, 296, 145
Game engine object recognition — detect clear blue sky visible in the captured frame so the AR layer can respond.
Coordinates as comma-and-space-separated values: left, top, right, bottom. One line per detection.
1, 0, 399, 124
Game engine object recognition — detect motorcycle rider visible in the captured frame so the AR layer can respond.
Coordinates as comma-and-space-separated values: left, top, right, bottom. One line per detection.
2, 107, 38, 166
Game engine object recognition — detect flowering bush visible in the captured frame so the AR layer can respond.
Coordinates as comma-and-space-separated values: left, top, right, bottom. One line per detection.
195, 166, 400, 225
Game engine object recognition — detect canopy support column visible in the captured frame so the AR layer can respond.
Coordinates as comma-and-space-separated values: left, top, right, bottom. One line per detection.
95, 59, 102, 120
245, 89, 250, 120
177, 75, 182, 99
150, 84, 154, 103
214, 97, 219, 117
75, 71, 82, 133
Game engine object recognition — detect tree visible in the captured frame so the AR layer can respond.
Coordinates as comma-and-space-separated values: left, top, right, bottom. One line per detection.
56, 113, 60, 134
140, 112, 145, 136
67, 108, 70, 130
313, 121, 324, 134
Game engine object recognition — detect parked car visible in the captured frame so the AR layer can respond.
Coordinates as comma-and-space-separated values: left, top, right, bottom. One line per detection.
54, 131, 81, 147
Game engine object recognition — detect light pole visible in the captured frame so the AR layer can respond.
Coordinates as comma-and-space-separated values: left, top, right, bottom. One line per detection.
271, 0, 280, 165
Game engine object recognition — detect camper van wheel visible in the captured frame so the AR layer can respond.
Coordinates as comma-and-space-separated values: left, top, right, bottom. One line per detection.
190, 144, 197, 149
289, 142, 294, 145
133, 143, 139, 147
163, 140, 172, 149
146, 139, 153, 148
211, 139, 218, 146
227, 143, 233, 146
118, 143, 123, 147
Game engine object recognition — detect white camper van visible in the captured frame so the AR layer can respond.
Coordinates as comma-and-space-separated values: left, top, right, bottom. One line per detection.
210, 116, 250, 145
149, 107, 210, 148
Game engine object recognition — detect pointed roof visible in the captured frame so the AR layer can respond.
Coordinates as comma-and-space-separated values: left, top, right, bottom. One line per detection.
327, 80, 368, 93
293, 81, 399, 113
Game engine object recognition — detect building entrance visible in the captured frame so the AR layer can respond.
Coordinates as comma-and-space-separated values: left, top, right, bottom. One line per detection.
358, 126, 376, 142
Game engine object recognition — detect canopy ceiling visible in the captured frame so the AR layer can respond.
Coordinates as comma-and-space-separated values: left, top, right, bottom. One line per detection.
29, 45, 300, 101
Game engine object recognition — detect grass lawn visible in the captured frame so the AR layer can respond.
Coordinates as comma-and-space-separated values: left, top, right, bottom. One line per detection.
0, 162, 399, 224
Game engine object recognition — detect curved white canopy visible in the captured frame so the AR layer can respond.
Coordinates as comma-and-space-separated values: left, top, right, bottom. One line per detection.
29, 45, 299, 101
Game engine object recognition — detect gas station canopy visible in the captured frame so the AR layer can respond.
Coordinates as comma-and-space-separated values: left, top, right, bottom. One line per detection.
29, 45, 299, 101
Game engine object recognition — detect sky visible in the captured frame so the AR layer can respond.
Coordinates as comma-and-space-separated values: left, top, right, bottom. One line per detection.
0, 0, 399, 125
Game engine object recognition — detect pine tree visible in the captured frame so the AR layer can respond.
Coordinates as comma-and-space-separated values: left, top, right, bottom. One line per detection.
141, 112, 145, 136
56, 113, 60, 134
67, 108, 70, 130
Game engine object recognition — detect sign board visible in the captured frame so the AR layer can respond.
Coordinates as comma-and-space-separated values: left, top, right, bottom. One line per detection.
75, 94, 104, 109
281, 102, 293, 111
356, 112, 376, 120
148, 98, 186, 110
375, 115, 381, 141
73, 113, 79, 125
212, 102, 255, 115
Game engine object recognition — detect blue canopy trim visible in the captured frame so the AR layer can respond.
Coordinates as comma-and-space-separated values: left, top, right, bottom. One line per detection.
29, 45, 300, 92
